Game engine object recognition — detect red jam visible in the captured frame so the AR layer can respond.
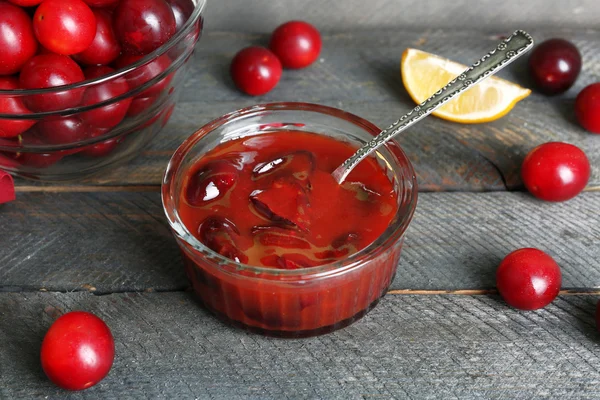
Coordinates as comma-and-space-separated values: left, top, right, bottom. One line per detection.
176, 130, 404, 336
179, 131, 399, 267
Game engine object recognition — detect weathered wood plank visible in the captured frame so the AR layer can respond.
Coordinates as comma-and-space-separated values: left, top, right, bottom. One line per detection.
14, 28, 600, 190
2, 291, 600, 399
203, 0, 600, 32
0, 191, 187, 293
1, 191, 599, 292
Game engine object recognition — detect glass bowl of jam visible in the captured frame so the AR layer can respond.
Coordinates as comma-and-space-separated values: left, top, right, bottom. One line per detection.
162, 102, 417, 337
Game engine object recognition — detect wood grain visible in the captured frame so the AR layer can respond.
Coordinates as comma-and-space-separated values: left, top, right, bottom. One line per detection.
2, 291, 599, 399
2, 191, 598, 293
0, 191, 187, 293
13, 28, 598, 191
203, 0, 600, 32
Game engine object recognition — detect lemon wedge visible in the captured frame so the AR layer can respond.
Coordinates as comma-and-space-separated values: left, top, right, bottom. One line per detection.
401, 48, 531, 123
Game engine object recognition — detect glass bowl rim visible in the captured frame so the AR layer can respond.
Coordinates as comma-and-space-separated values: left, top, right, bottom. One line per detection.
0, 0, 207, 96
162, 101, 418, 279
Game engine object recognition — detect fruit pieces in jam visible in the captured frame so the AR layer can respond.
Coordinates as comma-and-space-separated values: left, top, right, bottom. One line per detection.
178, 131, 399, 269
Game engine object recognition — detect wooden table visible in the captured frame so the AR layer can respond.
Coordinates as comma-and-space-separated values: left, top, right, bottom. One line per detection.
2, 24, 600, 399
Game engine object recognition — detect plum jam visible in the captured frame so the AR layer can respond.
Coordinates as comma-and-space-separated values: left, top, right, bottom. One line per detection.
178, 131, 398, 269
163, 103, 417, 337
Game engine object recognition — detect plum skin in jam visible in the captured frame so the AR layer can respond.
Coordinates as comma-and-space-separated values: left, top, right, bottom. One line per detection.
177, 130, 405, 337
179, 131, 398, 268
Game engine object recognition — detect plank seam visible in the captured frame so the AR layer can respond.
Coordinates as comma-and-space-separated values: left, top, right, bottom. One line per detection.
13, 185, 600, 193
14, 185, 161, 192
3, 288, 600, 296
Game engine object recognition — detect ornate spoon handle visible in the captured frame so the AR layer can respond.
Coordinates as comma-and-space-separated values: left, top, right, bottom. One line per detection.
332, 30, 534, 184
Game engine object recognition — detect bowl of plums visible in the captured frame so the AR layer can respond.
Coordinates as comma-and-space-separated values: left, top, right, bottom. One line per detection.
162, 102, 418, 337
0, 0, 205, 181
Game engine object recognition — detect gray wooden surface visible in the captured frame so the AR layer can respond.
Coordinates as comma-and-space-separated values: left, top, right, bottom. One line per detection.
203, 0, 600, 32
2, 15, 600, 399
2, 191, 599, 293
2, 292, 600, 399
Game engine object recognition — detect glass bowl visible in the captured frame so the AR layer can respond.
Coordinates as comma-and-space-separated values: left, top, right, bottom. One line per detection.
162, 102, 418, 337
0, 0, 206, 181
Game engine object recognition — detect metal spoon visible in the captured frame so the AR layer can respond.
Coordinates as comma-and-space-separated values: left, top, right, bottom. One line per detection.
332, 30, 534, 184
